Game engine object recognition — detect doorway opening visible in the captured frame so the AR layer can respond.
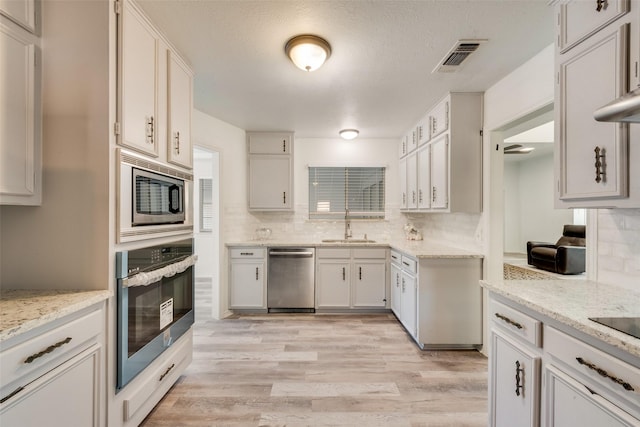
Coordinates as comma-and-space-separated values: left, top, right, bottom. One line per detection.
193, 146, 221, 320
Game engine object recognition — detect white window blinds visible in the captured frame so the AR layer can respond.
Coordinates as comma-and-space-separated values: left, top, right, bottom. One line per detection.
309, 167, 385, 219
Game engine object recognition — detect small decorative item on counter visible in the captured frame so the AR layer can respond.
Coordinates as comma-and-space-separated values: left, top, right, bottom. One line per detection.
255, 227, 272, 240
404, 223, 423, 241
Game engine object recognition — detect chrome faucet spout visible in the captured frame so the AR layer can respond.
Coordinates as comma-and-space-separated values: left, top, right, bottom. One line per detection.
344, 208, 352, 240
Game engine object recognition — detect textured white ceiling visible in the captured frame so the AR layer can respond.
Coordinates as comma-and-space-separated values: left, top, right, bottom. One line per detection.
137, 0, 554, 139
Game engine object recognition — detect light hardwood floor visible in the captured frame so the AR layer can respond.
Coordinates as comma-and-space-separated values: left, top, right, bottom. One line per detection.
141, 314, 488, 427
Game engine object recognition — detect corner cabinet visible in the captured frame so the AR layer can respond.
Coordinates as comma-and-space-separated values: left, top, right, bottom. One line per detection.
0, 14, 41, 205
554, 0, 640, 208
117, 0, 193, 168
399, 92, 482, 213
247, 132, 293, 211
316, 247, 388, 311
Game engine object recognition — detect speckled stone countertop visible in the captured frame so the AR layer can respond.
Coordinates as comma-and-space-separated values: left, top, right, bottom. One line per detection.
226, 239, 483, 259
481, 279, 640, 359
0, 289, 111, 343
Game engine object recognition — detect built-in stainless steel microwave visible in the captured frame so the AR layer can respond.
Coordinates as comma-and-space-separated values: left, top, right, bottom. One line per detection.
118, 149, 193, 242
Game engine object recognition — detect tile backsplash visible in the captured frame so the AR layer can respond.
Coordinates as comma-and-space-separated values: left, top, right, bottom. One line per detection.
597, 209, 640, 290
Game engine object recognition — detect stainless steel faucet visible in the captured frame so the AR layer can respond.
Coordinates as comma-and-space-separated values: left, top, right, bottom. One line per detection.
344, 208, 352, 239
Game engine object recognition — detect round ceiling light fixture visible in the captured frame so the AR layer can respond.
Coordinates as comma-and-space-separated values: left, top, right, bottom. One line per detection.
285, 34, 331, 72
339, 129, 359, 140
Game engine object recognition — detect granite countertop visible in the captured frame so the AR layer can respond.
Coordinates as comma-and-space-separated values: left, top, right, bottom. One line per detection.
226, 239, 484, 259
0, 289, 112, 343
481, 279, 640, 359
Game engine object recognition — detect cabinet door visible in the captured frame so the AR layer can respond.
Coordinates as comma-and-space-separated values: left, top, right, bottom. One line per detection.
430, 134, 449, 210
557, 24, 629, 203
490, 331, 540, 427
390, 263, 402, 317
248, 133, 291, 154
0, 346, 101, 427
353, 261, 386, 308
399, 157, 408, 209
544, 365, 638, 427
430, 97, 449, 138
400, 272, 416, 338
230, 261, 265, 308
558, 0, 629, 53
167, 50, 192, 168
417, 145, 431, 209
406, 152, 418, 209
316, 261, 350, 308
0, 0, 35, 32
120, 2, 159, 157
0, 24, 39, 205
248, 155, 292, 210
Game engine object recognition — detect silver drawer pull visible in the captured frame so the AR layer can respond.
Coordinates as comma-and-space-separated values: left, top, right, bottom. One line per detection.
24, 337, 72, 364
494, 313, 523, 330
515, 360, 524, 396
576, 357, 635, 392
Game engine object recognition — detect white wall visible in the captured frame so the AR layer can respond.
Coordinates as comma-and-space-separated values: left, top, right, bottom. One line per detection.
504, 153, 573, 253
596, 209, 640, 290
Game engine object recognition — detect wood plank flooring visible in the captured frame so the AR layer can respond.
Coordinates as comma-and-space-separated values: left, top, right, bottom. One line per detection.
141, 314, 488, 426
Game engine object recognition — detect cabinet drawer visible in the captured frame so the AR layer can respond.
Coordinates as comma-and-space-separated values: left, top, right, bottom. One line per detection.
489, 299, 541, 347
317, 248, 350, 259
558, 0, 630, 53
353, 248, 386, 259
545, 326, 640, 414
230, 248, 265, 259
390, 250, 401, 265
400, 255, 417, 274
0, 308, 103, 392
123, 330, 192, 422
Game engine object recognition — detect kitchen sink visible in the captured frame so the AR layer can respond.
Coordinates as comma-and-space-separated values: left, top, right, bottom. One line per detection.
321, 239, 377, 243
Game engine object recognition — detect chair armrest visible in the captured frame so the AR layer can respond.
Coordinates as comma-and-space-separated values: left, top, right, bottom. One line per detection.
526, 241, 555, 264
556, 246, 586, 274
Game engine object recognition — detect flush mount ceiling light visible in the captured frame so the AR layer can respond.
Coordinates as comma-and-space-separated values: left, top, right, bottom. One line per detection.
285, 34, 331, 72
339, 129, 359, 140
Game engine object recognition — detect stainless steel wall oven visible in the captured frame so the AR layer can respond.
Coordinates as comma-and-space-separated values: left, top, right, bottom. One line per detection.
115, 239, 195, 391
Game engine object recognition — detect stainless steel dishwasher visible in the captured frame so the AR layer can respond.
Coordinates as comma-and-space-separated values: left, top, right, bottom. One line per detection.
267, 247, 315, 312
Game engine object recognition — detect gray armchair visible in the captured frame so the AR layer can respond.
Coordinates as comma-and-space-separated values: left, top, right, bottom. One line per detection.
527, 225, 586, 275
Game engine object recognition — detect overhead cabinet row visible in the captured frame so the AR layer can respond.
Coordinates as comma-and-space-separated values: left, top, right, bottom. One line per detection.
399, 92, 483, 213
118, 0, 193, 169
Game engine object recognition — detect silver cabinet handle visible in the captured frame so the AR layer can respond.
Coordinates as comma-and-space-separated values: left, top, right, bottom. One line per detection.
596, 0, 606, 11
342, 267, 346, 281
256, 267, 259, 280
159, 363, 175, 382
174, 131, 180, 155
494, 312, 523, 330
283, 139, 286, 152
432, 187, 436, 202
401, 277, 405, 292
283, 192, 286, 204
576, 357, 635, 391
145, 116, 154, 145
412, 191, 416, 204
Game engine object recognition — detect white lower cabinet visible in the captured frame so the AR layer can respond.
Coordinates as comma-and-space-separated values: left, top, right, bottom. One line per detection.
229, 247, 266, 310
0, 302, 105, 427
544, 365, 638, 427
390, 251, 402, 317
399, 268, 417, 338
488, 293, 640, 427
316, 247, 388, 310
490, 330, 541, 427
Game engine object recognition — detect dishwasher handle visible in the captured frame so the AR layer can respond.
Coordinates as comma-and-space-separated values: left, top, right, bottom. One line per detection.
269, 250, 314, 257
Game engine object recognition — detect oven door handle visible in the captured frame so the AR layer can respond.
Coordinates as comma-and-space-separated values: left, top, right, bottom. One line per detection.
269, 251, 314, 257
122, 254, 198, 288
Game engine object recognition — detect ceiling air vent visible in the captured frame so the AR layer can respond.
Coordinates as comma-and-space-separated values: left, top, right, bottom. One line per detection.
433, 39, 487, 73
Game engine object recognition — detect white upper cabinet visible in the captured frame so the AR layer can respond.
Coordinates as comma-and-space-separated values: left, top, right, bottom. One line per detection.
247, 131, 294, 211
399, 92, 482, 213
0, 0, 36, 33
558, 0, 630, 53
554, 1, 640, 208
118, 0, 193, 168
167, 50, 193, 168
0, 17, 41, 205
119, 1, 159, 157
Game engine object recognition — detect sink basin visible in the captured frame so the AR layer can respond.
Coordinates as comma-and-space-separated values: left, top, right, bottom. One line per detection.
321, 239, 377, 244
